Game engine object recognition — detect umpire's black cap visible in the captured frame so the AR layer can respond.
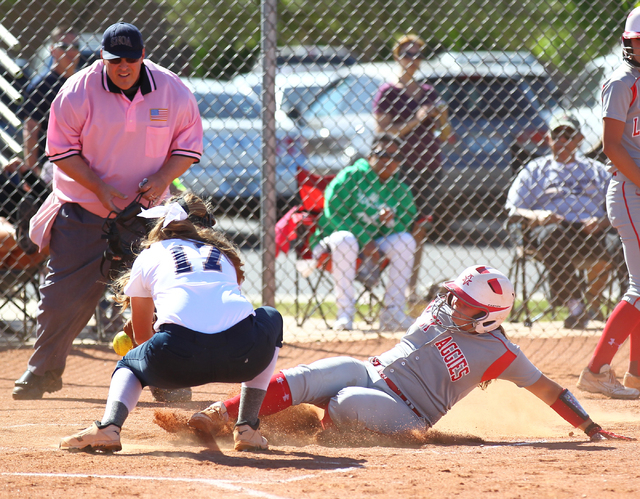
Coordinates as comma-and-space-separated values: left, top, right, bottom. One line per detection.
101, 22, 144, 60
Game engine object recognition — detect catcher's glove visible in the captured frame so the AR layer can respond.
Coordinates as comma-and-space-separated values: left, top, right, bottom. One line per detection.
101, 193, 152, 277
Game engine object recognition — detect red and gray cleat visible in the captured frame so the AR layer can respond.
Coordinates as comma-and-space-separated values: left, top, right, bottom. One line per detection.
59, 422, 122, 452
233, 424, 268, 451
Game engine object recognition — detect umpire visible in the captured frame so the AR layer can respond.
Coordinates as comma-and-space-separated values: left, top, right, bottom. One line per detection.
12, 22, 203, 399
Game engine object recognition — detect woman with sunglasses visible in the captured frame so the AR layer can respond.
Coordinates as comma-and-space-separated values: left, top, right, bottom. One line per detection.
373, 34, 451, 302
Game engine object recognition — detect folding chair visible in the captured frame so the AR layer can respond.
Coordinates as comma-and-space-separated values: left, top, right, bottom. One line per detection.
508, 215, 625, 326
276, 168, 388, 329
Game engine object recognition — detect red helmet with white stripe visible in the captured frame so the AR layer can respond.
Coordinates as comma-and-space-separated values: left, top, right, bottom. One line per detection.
623, 7, 640, 67
443, 265, 515, 333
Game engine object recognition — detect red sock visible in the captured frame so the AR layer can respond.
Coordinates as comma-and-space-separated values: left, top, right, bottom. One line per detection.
223, 371, 293, 420
589, 300, 640, 373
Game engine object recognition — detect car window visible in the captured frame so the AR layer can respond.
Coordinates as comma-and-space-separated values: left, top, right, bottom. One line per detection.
429, 77, 542, 120
194, 92, 260, 119
524, 76, 562, 110
281, 85, 324, 112
304, 75, 381, 118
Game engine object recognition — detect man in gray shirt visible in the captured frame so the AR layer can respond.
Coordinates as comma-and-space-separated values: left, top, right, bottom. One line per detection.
506, 113, 620, 329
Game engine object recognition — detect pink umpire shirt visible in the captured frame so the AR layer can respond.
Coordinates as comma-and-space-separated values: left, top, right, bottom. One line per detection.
30, 59, 203, 249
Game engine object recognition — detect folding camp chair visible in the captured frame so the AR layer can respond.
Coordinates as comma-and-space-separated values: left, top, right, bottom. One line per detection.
507, 215, 626, 326
276, 168, 388, 329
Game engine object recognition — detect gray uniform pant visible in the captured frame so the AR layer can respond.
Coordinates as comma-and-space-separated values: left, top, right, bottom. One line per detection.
283, 356, 426, 434
608, 172, 640, 305
28, 203, 110, 376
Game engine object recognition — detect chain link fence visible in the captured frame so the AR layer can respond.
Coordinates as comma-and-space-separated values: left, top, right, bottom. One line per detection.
0, 0, 634, 347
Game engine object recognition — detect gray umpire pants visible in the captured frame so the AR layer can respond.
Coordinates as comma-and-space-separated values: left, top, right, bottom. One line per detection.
27, 203, 110, 376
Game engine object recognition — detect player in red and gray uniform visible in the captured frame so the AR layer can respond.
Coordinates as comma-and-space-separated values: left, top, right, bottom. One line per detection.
576, 7, 640, 399
190, 265, 631, 442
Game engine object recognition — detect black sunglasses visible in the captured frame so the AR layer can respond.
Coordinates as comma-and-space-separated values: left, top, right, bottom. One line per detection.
399, 49, 424, 59
550, 129, 579, 141
52, 42, 79, 51
372, 148, 403, 160
105, 57, 142, 65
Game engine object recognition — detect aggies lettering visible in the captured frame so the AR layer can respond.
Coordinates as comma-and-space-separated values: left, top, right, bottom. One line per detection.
434, 336, 470, 381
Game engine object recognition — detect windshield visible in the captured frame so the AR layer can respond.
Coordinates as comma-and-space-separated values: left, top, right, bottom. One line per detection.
195, 92, 260, 119
281, 85, 324, 112
304, 75, 381, 118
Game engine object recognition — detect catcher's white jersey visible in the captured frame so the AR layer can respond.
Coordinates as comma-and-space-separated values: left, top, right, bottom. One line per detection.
124, 239, 255, 334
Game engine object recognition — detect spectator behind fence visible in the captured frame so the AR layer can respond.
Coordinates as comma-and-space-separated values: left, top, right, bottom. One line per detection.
373, 34, 451, 302
2, 26, 81, 257
506, 113, 620, 330
11, 22, 203, 400
308, 134, 417, 332
576, 6, 640, 400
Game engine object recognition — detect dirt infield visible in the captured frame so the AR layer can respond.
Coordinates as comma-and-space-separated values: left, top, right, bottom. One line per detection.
1, 319, 640, 498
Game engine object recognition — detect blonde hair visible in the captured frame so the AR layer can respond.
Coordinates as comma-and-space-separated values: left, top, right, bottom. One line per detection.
112, 192, 245, 309
392, 34, 426, 60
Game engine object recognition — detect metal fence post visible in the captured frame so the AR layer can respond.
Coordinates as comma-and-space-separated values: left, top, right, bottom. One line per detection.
260, 0, 277, 307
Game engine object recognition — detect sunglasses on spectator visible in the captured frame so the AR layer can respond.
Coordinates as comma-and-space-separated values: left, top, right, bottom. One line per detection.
399, 49, 424, 59
105, 57, 142, 65
372, 148, 403, 160
52, 42, 79, 51
550, 129, 579, 141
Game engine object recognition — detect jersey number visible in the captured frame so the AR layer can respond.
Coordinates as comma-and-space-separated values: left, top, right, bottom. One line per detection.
170, 245, 222, 274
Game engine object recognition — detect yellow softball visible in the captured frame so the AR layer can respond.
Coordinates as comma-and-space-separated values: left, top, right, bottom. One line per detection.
112, 331, 133, 356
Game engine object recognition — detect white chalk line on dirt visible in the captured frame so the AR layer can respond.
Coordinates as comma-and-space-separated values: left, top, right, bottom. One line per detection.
1, 472, 291, 498
1, 467, 363, 494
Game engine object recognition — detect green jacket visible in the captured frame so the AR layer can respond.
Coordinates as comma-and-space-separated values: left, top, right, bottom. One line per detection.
309, 158, 417, 249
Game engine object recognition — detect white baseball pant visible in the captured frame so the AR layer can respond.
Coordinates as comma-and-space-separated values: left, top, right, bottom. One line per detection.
312, 231, 416, 320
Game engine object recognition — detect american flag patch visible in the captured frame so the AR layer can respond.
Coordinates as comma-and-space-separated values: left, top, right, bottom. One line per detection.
150, 109, 168, 121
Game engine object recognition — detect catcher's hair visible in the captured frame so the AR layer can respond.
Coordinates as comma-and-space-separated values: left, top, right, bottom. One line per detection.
112, 192, 245, 309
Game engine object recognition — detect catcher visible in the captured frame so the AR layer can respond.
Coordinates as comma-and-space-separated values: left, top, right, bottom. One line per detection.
59, 192, 283, 452
189, 265, 634, 443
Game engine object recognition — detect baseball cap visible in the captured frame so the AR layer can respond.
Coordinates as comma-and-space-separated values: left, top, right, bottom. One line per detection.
548, 113, 580, 133
101, 22, 144, 60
